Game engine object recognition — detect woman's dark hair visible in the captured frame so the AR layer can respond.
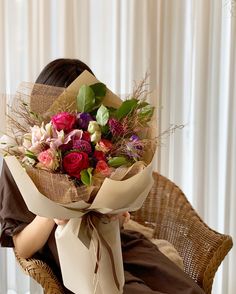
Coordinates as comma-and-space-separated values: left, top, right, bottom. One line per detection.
35, 58, 94, 87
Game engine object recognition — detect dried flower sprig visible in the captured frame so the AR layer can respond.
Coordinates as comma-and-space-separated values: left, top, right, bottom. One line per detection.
132, 72, 151, 102
7, 99, 43, 137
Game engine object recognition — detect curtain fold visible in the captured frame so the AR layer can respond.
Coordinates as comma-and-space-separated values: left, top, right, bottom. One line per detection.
0, 1, 235, 293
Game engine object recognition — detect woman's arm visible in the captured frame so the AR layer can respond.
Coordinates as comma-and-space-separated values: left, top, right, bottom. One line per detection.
13, 212, 130, 259
13, 216, 55, 259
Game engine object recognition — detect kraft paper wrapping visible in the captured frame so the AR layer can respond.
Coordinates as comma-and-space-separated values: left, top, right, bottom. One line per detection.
43, 70, 122, 119
5, 156, 154, 294
4, 70, 156, 293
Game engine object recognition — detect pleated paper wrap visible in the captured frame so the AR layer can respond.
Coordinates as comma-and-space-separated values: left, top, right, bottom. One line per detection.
5, 70, 156, 294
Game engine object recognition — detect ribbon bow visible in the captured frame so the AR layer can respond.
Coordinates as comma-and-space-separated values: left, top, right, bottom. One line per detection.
78, 212, 121, 291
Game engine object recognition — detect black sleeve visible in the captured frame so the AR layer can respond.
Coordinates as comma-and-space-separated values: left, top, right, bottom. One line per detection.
0, 160, 35, 247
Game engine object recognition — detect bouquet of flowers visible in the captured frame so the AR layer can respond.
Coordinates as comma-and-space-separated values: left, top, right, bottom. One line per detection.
1, 70, 156, 294
1, 71, 156, 204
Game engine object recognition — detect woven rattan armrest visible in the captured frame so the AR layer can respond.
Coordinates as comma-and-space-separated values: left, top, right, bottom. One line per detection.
14, 250, 64, 294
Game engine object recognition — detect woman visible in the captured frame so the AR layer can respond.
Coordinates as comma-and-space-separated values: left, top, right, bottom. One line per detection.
0, 58, 205, 294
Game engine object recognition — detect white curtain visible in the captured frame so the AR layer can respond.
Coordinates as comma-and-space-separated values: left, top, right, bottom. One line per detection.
0, 0, 235, 293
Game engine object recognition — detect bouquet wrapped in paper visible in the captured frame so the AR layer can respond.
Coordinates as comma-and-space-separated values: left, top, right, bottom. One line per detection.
1, 71, 156, 294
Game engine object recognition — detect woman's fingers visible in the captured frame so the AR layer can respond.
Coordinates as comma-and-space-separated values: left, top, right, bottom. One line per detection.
122, 211, 130, 223
53, 213, 130, 226
54, 219, 69, 226
108, 212, 130, 223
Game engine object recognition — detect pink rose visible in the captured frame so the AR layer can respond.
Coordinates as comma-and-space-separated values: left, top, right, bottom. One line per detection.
51, 112, 76, 133
95, 160, 112, 176
37, 149, 59, 171
63, 151, 89, 179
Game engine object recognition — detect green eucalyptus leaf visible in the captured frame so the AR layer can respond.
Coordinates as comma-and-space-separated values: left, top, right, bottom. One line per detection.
90, 83, 106, 97
96, 105, 109, 126
137, 101, 149, 109
77, 85, 95, 112
138, 105, 154, 121
87, 167, 93, 181
80, 168, 93, 186
80, 170, 90, 185
108, 156, 129, 167
115, 99, 138, 120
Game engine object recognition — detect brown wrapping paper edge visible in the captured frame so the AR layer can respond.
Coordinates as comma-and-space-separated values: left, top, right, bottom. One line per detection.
4, 156, 154, 219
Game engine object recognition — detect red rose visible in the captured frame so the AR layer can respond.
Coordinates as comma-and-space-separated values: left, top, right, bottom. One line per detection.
63, 151, 89, 179
93, 150, 106, 161
51, 112, 76, 133
95, 160, 111, 176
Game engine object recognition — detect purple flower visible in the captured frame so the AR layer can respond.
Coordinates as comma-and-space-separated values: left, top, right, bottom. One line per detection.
124, 135, 144, 160
73, 139, 92, 154
77, 113, 93, 130
130, 134, 140, 142
130, 135, 142, 150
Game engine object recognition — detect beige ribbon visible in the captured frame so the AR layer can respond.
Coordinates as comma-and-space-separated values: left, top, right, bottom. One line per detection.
78, 213, 121, 291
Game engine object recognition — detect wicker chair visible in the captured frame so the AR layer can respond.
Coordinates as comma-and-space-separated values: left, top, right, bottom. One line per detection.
15, 172, 233, 294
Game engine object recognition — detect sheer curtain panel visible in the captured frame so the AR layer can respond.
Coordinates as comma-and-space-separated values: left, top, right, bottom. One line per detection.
0, 1, 235, 293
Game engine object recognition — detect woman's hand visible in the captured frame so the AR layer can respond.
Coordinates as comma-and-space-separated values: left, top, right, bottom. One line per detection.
109, 211, 130, 226
54, 219, 69, 226
54, 212, 131, 227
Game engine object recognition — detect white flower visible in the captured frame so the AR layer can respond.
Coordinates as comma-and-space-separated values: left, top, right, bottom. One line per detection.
28, 143, 44, 155
22, 133, 32, 149
45, 122, 53, 137
88, 121, 100, 134
31, 122, 52, 145
90, 130, 101, 143
50, 129, 65, 149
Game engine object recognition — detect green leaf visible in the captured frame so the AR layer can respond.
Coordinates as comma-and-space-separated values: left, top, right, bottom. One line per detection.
107, 107, 117, 116
138, 105, 154, 121
77, 85, 95, 112
80, 170, 89, 185
115, 99, 138, 120
101, 125, 109, 135
108, 156, 129, 167
94, 96, 103, 107
25, 150, 37, 160
96, 105, 109, 126
90, 83, 106, 97
25, 153, 37, 160
80, 168, 93, 186
137, 101, 149, 109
